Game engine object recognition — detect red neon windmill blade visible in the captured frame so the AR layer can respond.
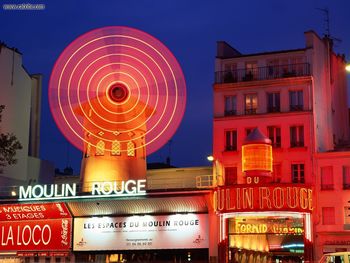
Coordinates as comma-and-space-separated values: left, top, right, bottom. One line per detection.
49, 26, 186, 156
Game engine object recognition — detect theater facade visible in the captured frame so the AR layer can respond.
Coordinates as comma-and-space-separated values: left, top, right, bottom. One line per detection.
0, 129, 316, 263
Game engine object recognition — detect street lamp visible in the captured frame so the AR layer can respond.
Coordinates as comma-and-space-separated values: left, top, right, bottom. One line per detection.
346, 63, 350, 73
207, 155, 214, 162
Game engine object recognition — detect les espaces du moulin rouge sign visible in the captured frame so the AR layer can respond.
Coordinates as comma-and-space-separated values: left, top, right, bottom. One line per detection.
18, 180, 147, 201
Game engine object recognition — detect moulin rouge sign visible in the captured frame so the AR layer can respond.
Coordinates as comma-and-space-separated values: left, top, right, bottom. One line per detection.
214, 184, 313, 213
0, 203, 71, 251
18, 180, 147, 201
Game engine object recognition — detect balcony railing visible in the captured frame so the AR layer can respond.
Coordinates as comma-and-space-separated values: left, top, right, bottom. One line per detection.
225, 145, 237, 151
224, 110, 237, 116
215, 63, 311, 84
321, 184, 334, 190
343, 184, 350, 190
290, 141, 305, 148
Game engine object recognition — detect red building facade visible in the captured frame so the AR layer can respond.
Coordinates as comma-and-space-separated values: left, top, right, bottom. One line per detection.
212, 30, 350, 262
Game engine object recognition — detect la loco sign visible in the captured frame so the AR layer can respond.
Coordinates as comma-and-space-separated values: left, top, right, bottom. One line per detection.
0, 219, 71, 251
0, 203, 72, 251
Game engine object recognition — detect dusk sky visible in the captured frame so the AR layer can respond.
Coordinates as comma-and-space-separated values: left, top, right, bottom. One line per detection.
1, 0, 350, 173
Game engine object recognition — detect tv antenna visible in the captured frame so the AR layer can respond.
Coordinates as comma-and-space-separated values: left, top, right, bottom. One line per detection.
316, 7, 342, 43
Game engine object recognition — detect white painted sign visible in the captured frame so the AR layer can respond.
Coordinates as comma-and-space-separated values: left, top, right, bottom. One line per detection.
73, 214, 209, 251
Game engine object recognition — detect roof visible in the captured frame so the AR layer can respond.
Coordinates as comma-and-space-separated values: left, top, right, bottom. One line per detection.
66, 194, 209, 217
243, 128, 271, 145
217, 47, 307, 59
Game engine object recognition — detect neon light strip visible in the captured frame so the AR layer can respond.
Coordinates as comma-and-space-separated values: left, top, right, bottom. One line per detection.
305, 212, 312, 241
18, 192, 146, 202
219, 214, 222, 242
282, 244, 304, 249
222, 211, 305, 220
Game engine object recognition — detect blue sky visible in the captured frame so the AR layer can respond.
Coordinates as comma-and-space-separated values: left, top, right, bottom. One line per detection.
1, 0, 349, 173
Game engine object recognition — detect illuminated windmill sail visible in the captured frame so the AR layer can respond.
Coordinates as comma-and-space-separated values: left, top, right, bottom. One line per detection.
49, 26, 186, 191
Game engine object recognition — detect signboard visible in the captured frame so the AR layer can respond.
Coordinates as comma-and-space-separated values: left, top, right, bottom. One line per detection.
73, 214, 208, 251
229, 217, 304, 235
17, 180, 146, 201
214, 184, 313, 213
0, 218, 71, 251
0, 203, 71, 221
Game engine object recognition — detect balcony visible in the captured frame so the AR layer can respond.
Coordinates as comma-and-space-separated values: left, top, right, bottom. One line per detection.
267, 106, 281, 113
224, 110, 237, 116
290, 141, 305, 148
290, 105, 304, 111
321, 184, 334, 190
215, 63, 311, 84
245, 108, 257, 115
225, 145, 237, 151
343, 184, 350, 190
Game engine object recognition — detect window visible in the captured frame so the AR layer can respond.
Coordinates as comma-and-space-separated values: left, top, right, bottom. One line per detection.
321, 166, 334, 190
344, 207, 350, 225
292, 164, 305, 183
343, 166, 350, 189
225, 130, 237, 151
223, 63, 237, 83
290, 126, 304, 147
224, 96, 237, 116
289, 90, 303, 111
267, 92, 280, 112
244, 62, 257, 80
95, 140, 105, 156
290, 57, 304, 76
267, 59, 279, 78
111, 140, 121, 156
272, 164, 282, 183
245, 94, 257, 114
225, 167, 237, 186
127, 141, 135, 157
322, 207, 335, 225
45, 258, 51, 263
267, 126, 281, 148
85, 143, 91, 158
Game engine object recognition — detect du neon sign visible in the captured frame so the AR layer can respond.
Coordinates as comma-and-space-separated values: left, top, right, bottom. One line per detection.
18, 180, 147, 201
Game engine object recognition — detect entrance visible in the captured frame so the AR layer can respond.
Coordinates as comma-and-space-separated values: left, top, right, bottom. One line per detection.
75, 249, 209, 263
227, 215, 305, 263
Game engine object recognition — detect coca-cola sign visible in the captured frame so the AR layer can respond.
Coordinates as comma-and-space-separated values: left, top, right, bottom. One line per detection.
0, 218, 72, 251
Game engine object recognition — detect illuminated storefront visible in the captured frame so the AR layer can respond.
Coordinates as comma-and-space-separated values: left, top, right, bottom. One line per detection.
0, 180, 212, 263
73, 213, 209, 262
214, 184, 313, 263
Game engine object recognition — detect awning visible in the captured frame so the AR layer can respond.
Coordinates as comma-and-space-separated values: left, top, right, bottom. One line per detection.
66, 194, 208, 217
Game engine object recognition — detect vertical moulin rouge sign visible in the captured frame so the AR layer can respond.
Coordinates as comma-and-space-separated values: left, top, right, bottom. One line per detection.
0, 203, 72, 251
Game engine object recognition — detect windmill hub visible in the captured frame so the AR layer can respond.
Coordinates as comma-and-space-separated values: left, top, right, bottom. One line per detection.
108, 83, 129, 103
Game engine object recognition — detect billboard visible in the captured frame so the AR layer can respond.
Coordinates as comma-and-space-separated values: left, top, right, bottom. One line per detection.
0, 203, 71, 221
0, 218, 71, 251
0, 203, 72, 251
73, 214, 208, 251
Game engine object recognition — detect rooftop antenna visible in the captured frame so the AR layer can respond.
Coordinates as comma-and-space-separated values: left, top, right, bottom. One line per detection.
316, 7, 342, 43
316, 7, 330, 38
166, 140, 172, 165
